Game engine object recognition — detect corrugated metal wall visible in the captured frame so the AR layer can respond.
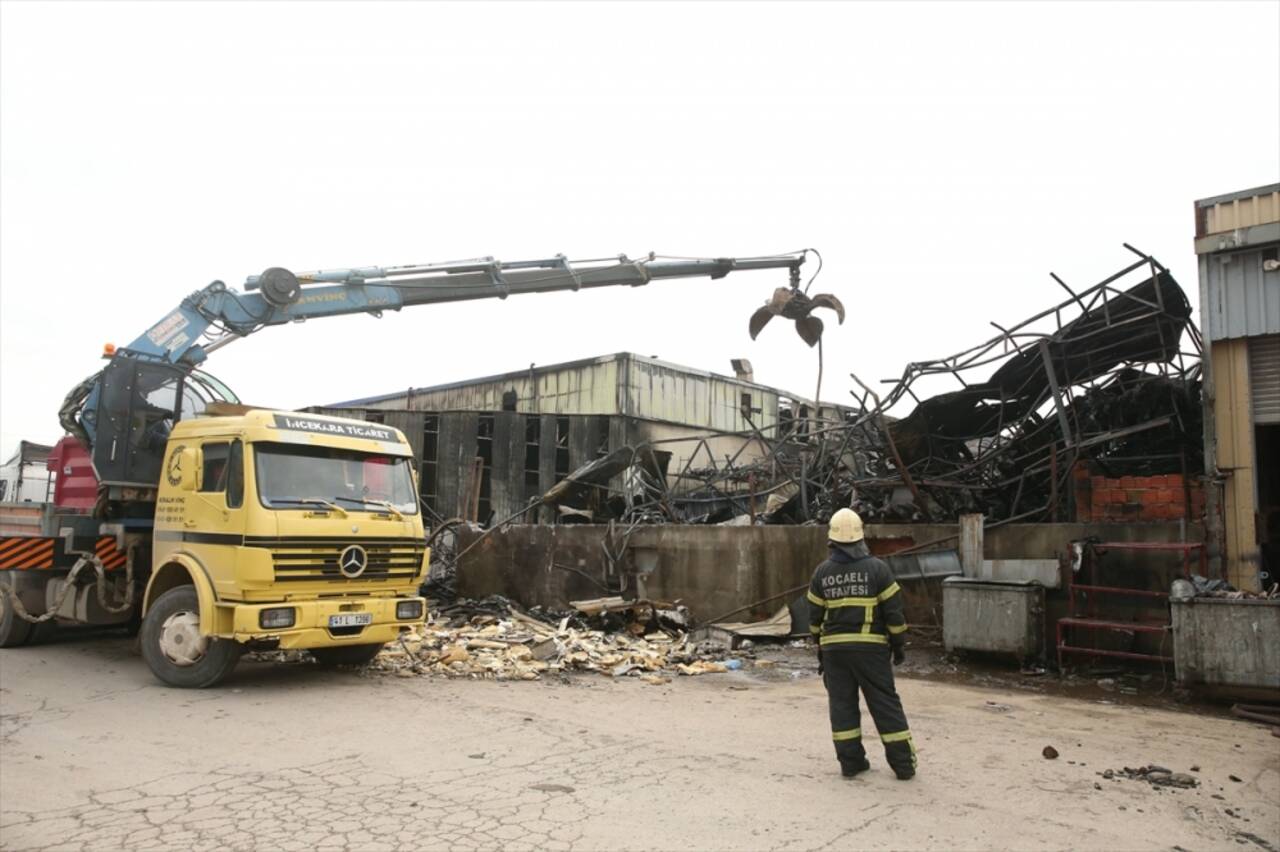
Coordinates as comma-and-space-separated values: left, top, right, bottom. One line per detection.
363, 358, 621, 416
350, 353, 855, 439
623, 356, 782, 432
1249, 334, 1280, 424
1200, 188, 1280, 236
1200, 248, 1280, 341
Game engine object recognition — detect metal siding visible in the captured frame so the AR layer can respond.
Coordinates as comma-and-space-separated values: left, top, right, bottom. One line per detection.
383, 411, 423, 461
538, 414, 558, 524
1201, 247, 1280, 341
1249, 335, 1280, 424
1202, 190, 1280, 235
1211, 339, 1261, 588
488, 413, 514, 521
627, 357, 782, 431
435, 413, 464, 518
349, 355, 808, 430
365, 360, 623, 416
505, 412, 526, 516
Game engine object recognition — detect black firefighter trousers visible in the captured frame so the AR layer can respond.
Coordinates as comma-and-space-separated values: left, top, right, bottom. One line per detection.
822, 645, 916, 776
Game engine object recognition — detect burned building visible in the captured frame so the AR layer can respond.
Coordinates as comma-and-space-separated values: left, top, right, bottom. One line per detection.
317, 352, 852, 526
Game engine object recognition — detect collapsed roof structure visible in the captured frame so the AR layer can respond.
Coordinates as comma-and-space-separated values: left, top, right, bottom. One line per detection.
537, 246, 1203, 527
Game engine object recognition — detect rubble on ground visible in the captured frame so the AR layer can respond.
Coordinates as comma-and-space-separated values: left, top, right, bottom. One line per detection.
1100, 765, 1199, 788
370, 595, 734, 681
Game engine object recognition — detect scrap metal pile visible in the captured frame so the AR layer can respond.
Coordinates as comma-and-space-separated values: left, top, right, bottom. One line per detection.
536, 246, 1204, 526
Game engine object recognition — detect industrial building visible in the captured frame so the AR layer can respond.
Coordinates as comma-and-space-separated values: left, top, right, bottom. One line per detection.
322, 352, 852, 525
1196, 182, 1280, 591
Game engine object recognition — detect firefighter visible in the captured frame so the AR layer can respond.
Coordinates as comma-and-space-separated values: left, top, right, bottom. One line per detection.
809, 508, 916, 780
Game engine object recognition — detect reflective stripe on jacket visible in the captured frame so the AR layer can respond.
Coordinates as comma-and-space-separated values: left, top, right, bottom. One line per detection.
807, 541, 907, 648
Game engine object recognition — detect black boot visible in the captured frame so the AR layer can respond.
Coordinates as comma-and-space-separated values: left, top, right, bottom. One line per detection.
841, 757, 871, 778
894, 766, 915, 781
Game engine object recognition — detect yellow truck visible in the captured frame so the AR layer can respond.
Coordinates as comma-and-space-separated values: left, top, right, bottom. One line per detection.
0, 250, 807, 686
1, 407, 428, 687
142, 408, 428, 686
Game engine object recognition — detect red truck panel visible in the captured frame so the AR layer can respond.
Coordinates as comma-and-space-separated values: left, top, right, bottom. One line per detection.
48, 436, 97, 511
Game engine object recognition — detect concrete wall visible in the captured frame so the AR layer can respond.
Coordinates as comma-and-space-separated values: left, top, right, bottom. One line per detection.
454, 522, 1202, 628
456, 524, 829, 623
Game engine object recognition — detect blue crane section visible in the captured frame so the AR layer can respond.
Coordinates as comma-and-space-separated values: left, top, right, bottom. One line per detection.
60, 251, 809, 503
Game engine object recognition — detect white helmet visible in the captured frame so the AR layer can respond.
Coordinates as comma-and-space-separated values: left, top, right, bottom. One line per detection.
828, 508, 864, 544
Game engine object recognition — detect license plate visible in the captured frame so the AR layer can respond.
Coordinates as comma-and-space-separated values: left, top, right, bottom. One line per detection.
328, 612, 372, 628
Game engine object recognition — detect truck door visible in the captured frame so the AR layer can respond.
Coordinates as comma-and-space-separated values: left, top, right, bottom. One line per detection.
192, 439, 247, 597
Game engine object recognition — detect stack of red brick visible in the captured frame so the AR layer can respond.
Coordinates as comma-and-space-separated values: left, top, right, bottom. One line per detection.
1072, 464, 1205, 522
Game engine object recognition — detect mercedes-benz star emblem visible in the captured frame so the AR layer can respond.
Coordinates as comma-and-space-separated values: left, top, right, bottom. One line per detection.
338, 544, 368, 578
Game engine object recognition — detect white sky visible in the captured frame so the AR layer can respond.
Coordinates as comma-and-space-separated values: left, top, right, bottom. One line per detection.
2, 0, 1278, 460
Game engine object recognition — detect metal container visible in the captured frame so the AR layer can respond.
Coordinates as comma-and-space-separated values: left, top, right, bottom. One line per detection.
1171, 598, 1280, 689
942, 578, 1044, 660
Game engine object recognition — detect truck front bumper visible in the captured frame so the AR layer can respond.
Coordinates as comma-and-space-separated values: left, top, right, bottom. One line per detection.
228, 596, 425, 649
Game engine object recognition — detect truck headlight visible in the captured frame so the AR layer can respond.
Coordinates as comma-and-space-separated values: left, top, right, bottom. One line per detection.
396, 600, 424, 620
259, 607, 296, 629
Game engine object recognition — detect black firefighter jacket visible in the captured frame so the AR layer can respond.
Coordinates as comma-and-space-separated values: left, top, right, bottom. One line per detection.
807, 542, 908, 649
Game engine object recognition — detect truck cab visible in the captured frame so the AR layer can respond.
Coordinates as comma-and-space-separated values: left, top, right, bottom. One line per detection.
141, 409, 427, 687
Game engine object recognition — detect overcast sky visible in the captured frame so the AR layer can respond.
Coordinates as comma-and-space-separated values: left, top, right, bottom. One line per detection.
1, 1, 1277, 460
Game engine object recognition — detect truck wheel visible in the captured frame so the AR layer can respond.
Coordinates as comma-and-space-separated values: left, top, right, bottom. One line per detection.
140, 586, 242, 688
310, 643, 384, 667
0, 588, 35, 648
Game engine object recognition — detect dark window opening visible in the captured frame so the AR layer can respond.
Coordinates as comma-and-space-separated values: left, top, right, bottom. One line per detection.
226, 440, 244, 508
201, 442, 229, 493
502, 389, 518, 412
366, 411, 385, 424
592, 415, 610, 459
420, 415, 439, 515
524, 416, 541, 496
554, 417, 571, 482
779, 399, 795, 439
477, 415, 495, 522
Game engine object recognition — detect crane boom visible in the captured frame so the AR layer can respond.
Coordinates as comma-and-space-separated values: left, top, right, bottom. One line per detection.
62, 250, 808, 502
130, 253, 806, 368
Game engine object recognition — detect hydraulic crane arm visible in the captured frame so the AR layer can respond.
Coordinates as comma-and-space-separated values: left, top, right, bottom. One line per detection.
64, 250, 809, 501
131, 253, 807, 368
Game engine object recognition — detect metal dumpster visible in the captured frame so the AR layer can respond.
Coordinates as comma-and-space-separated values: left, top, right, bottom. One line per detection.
942, 578, 1044, 660
1171, 598, 1280, 689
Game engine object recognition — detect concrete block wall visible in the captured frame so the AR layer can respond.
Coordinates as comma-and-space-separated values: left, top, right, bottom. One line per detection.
1072, 464, 1205, 523
454, 521, 1199, 629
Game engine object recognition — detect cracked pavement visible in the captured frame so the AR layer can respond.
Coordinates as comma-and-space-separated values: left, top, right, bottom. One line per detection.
2, 636, 1278, 851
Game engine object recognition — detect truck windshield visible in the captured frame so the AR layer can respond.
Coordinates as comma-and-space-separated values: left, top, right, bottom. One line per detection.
254, 443, 418, 515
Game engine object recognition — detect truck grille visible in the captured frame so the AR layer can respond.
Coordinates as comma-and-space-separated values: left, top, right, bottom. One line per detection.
244, 536, 425, 583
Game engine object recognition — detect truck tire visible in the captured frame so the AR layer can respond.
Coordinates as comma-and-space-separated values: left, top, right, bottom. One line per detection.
0, 588, 35, 648
310, 643, 384, 667
140, 586, 242, 688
